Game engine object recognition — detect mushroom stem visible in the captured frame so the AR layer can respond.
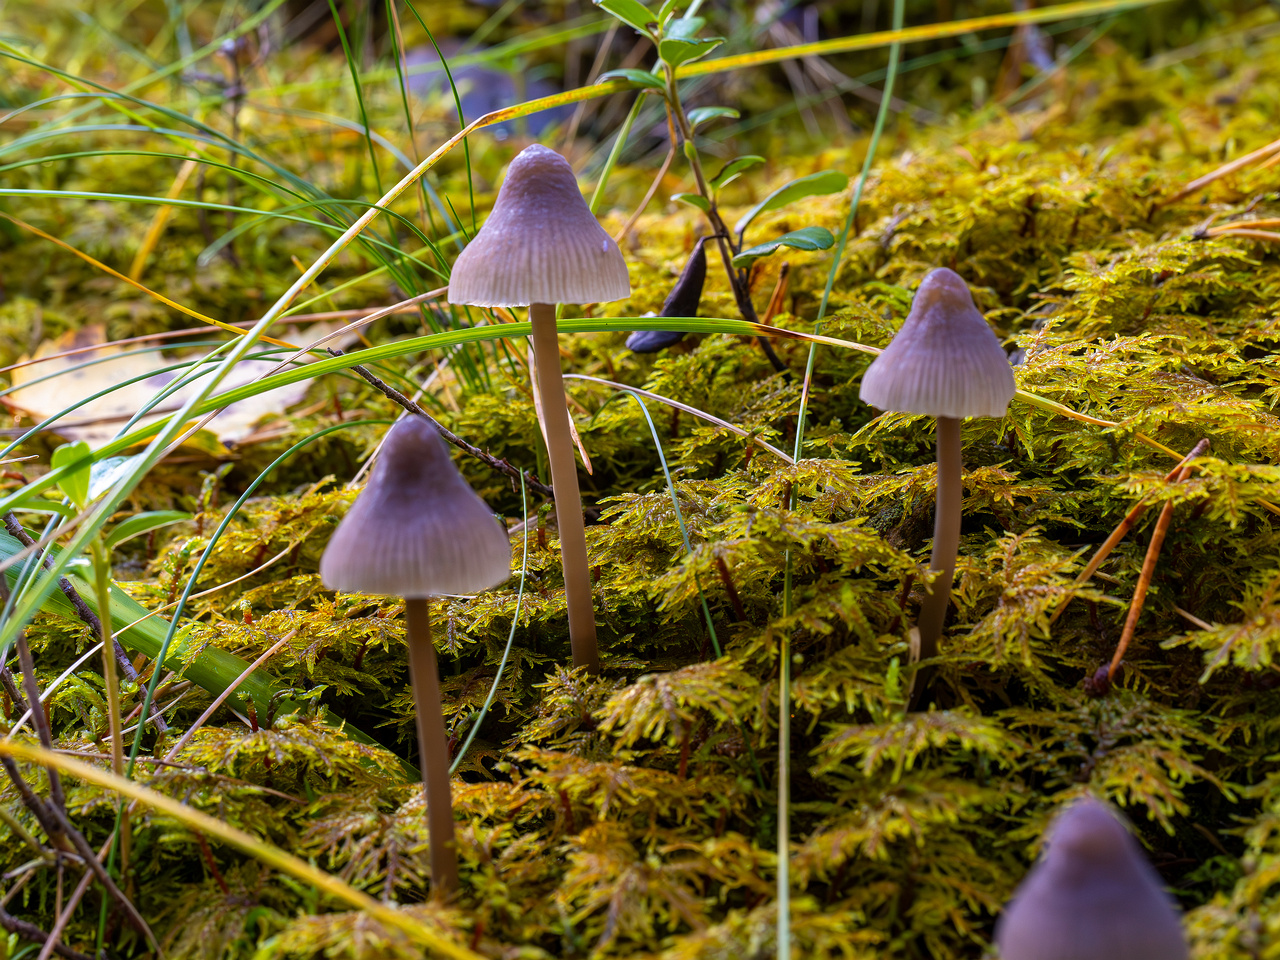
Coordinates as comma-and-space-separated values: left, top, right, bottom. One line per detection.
917, 415, 962, 663
529, 301, 600, 674
404, 597, 459, 896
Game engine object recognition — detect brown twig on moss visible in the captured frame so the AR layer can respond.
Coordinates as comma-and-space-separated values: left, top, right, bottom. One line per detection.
0, 906, 93, 960
1162, 135, 1280, 206
326, 347, 554, 500
713, 553, 747, 622
1107, 458, 1196, 682
1050, 439, 1209, 627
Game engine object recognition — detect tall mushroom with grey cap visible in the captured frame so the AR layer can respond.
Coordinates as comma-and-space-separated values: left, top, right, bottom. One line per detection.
995, 798, 1189, 960
320, 415, 510, 896
448, 144, 630, 675
858, 268, 1015, 685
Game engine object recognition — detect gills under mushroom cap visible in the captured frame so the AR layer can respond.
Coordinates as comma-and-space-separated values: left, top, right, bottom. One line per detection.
320, 416, 510, 598
859, 267, 1016, 419
447, 144, 631, 307
994, 799, 1189, 960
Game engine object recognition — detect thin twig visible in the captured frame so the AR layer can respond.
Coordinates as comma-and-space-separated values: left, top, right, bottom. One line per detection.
2, 513, 166, 734
1107, 459, 1195, 681
43, 803, 156, 950
36, 835, 112, 960
0, 906, 93, 960
162, 630, 295, 762
1162, 134, 1280, 206
612, 145, 676, 242
713, 554, 747, 622
14, 632, 66, 811
326, 347, 554, 499
1049, 439, 1209, 626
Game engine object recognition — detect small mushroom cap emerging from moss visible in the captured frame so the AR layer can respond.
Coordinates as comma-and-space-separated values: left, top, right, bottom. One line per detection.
859, 268, 1016, 419
995, 799, 1189, 960
320, 417, 510, 598
447, 144, 631, 307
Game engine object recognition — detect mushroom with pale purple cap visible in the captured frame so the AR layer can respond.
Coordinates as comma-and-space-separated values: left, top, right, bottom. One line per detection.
995, 798, 1189, 960
858, 268, 1016, 697
448, 144, 630, 676
320, 415, 510, 895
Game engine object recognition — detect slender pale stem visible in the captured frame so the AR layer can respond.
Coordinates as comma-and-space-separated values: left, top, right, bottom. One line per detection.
91, 542, 124, 778
917, 416, 962, 663
404, 598, 458, 896
529, 302, 600, 674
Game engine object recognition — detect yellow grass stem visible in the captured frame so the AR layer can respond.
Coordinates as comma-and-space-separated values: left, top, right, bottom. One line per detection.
0, 740, 484, 960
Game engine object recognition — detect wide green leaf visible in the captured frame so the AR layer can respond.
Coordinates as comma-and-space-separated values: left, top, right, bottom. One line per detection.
710, 155, 765, 191
105, 510, 192, 550
687, 105, 740, 131
51, 441, 91, 509
658, 34, 723, 68
672, 192, 711, 212
657, 0, 683, 21
733, 170, 849, 237
730, 226, 836, 268
597, 68, 665, 91
594, 0, 657, 34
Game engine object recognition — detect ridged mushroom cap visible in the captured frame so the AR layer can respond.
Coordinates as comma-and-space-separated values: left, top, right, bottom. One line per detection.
320, 417, 510, 598
994, 799, 1189, 960
859, 268, 1016, 418
447, 144, 631, 307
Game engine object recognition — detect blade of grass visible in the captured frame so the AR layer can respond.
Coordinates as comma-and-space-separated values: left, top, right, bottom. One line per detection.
450, 476, 528, 775
781, 0, 904, 951
0, 740, 482, 960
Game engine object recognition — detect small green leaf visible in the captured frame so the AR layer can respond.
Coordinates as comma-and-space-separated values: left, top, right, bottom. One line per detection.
734, 170, 849, 237
598, 68, 665, 91
687, 106, 740, 131
730, 227, 836, 268
24, 500, 77, 519
672, 192, 710, 212
710, 155, 765, 191
663, 16, 705, 39
658, 34, 723, 68
105, 511, 192, 551
657, 0, 683, 22
51, 441, 92, 510
594, 0, 657, 34
88, 454, 145, 502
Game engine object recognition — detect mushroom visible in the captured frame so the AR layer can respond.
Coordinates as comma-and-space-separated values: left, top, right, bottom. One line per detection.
858, 268, 1015, 685
995, 798, 1189, 960
320, 415, 510, 896
448, 144, 630, 675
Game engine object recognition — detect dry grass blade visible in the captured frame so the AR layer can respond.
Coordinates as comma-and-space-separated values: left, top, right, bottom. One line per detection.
564, 373, 795, 465
1162, 134, 1280, 206
129, 155, 200, 281
0, 214, 298, 350
0, 741, 485, 960
159, 630, 297, 763
677, 0, 1173, 78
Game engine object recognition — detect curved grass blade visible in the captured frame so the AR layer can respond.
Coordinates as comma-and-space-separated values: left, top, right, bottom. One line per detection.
0, 740, 483, 960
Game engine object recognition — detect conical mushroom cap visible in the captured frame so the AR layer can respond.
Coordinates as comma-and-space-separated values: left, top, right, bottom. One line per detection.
320, 417, 510, 598
994, 799, 1189, 960
859, 268, 1016, 418
447, 144, 631, 307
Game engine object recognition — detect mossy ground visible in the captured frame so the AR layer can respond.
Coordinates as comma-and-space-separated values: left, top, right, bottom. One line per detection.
2, 3, 1280, 958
